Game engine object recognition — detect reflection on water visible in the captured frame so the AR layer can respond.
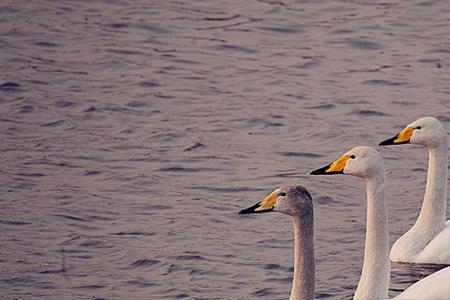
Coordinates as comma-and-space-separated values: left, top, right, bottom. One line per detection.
1, 0, 450, 299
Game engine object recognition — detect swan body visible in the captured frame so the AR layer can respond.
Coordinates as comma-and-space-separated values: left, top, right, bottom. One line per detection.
416, 222, 450, 263
380, 116, 450, 264
393, 266, 450, 299
311, 146, 450, 300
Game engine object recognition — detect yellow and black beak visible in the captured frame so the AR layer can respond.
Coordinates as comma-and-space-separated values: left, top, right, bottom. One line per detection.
310, 155, 350, 175
239, 188, 280, 214
379, 127, 415, 146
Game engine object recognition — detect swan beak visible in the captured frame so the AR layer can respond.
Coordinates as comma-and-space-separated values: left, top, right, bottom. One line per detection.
239, 188, 280, 214
379, 127, 415, 146
310, 155, 350, 175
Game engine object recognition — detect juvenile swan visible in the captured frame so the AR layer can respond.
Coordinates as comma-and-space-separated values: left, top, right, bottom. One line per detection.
311, 146, 450, 300
240, 184, 315, 300
380, 116, 450, 264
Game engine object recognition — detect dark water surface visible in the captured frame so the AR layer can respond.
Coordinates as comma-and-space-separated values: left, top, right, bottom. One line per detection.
1, 1, 450, 299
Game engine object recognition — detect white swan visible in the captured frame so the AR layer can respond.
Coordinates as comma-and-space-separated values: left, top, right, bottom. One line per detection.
379, 116, 450, 264
311, 146, 450, 299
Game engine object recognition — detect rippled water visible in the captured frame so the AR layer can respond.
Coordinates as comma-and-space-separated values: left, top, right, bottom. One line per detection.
1, 1, 450, 299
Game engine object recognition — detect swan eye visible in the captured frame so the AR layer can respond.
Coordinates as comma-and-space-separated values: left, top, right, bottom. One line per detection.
350, 155, 356, 159
280, 192, 287, 197
416, 126, 422, 130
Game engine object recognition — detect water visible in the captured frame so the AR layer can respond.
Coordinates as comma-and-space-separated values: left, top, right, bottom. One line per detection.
1, 0, 450, 299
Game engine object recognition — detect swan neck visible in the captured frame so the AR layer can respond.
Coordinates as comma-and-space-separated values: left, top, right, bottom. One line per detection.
290, 213, 315, 300
354, 175, 390, 300
416, 143, 447, 229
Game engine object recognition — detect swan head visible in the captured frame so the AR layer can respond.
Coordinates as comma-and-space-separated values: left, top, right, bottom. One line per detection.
310, 146, 384, 179
239, 184, 312, 217
379, 116, 446, 148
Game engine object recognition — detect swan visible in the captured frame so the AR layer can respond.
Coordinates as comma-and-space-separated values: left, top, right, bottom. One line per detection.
379, 116, 450, 264
239, 151, 450, 300
239, 155, 450, 300
310, 146, 450, 299
240, 184, 315, 300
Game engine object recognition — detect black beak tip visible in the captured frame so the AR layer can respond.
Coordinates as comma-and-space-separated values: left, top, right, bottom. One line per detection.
239, 203, 260, 214
310, 164, 330, 176
238, 209, 248, 214
379, 135, 397, 146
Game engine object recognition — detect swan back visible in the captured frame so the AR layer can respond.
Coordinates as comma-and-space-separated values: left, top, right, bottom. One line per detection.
394, 266, 450, 300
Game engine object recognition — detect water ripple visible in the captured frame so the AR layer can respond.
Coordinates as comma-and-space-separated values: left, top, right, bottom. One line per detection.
129, 259, 160, 268
0, 82, 22, 91
363, 79, 408, 86
350, 109, 387, 117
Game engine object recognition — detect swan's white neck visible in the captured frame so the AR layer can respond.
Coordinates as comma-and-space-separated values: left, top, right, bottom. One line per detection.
415, 142, 447, 231
391, 141, 448, 262
354, 174, 390, 300
291, 213, 315, 300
